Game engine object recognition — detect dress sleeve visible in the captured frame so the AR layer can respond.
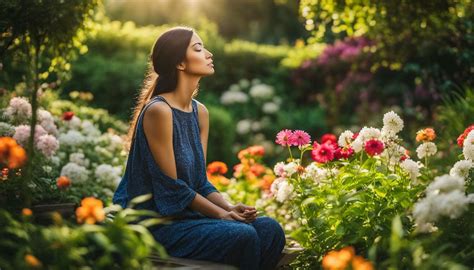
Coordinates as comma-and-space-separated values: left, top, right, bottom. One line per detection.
196, 177, 219, 197
143, 147, 197, 217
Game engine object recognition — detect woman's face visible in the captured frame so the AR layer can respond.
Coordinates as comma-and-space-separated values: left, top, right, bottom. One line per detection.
181, 33, 214, 76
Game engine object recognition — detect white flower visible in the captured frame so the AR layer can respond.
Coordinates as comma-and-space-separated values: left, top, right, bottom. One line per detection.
382, 111, 404, 134
463, 130, 474, 147
220, 91, 249, 105
38, 109, 58, 136
81, 120, 101, 137
95, 164, 123, 186
416, 142, 437, 159
463, 144, 474, 160
400, 159, 421, 182
272, 178, 294, 203
229, 84, 241, 92
36, 134, 59, 157
338, 130, 354, 148
236, 119, 252, 134
249, 84, 274, 99
4, 97, 32, 122
302, 162, 329, 184
273, 162, 286, 177
69, 152, 90, 167
435, 190, 471, 219
284, 161, 299, 176
262, 102, 279, 114
358, 127, 381, 143
62, 116, 82, 130
60, 162, 89, 183
449, 160, 473, 179
251, 121, 262, 132
426, 174, 465, 196
351, 138, 363, 153
59, 130, 85, 147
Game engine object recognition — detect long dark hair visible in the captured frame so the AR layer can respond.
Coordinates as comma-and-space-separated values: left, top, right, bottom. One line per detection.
126, 26, 197, 148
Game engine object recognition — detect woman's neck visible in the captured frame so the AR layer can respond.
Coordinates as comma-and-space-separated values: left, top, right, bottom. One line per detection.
164, 74, 200, 111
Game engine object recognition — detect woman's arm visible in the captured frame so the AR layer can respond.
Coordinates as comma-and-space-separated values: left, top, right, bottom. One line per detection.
143, 102, 243, 221
196, 102, 232, 209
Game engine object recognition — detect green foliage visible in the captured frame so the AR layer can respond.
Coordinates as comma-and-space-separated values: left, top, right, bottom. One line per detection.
0, 201, 165, 270
207, 105, 236, 166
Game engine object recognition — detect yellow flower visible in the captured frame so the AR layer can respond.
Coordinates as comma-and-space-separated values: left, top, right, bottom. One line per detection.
76, 197, 105, 224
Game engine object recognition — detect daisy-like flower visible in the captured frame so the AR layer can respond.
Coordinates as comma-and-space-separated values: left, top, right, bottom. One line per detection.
416, 142, 437, 159
382, 111, 404, 134
449, 160, 473, 179
290, 130, 311, 146
338, 130, 354, 148
311, 142, 335, 163
364, 139, 384, 156
400, 159, 421, 182
275, 129, 294, 147
358, 127, 381, 142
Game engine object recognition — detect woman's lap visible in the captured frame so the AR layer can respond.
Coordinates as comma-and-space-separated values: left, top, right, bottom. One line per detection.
150, 216, 285, 269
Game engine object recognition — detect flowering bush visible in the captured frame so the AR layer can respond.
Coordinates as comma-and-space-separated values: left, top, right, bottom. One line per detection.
0, 94, 127, 207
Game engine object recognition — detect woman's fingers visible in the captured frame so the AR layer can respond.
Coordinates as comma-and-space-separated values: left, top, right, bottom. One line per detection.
230, 211, 246, 222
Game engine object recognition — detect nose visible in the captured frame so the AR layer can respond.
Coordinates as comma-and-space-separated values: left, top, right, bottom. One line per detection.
205, 49, 213, 58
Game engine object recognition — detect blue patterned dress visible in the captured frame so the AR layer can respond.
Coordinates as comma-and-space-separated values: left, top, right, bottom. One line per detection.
113, 95, 285, 270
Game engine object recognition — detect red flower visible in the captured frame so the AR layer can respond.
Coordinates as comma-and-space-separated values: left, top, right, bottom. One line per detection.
457, 124, 474, 147
352, 132, 359, 140
335, 147, 355, 160
56, 176, 71, 189
364, 139, 384, 156
207, 161, 228, 175
311, 141, 336, 163
62, 111, 74, 121
321, 133, 337, 144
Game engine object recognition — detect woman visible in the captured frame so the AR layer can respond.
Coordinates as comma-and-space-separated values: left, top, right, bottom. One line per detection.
112, 26, 285, 270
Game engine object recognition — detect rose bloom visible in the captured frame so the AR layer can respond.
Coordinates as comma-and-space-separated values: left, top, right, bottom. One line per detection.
76, 197, 105, 224
416, 128, 436, 142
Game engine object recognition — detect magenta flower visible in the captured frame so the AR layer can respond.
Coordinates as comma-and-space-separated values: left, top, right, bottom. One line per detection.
275, 129, 294, 147
290, 130, 311, 146
364, 139, 384, 156
311, 141, 336, 163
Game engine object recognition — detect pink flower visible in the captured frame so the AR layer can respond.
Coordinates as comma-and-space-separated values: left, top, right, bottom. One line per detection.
311, 141, 336, 163
290, 130, 311, 146
275, 129, 294, 147
13, 125, 47, 146
36, 134, 59, 157
321, 133, 337, 144
364, 139, 384, 156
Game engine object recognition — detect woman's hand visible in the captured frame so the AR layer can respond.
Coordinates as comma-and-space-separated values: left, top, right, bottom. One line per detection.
229, 202, 258, 223
218, 211, 247, 222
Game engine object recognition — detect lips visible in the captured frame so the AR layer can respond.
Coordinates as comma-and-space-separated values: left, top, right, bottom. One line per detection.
208, 62, 214, 67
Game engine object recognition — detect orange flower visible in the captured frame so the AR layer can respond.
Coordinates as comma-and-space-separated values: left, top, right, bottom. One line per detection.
248, 145, 265, 156
322, 246, 355, 270
208, 174, 231, 186
260, 174, 275, 191
250, 164, 266, 177
24, 254, 42, 268
206, 161, 228, 175
0, 137, 27, 169
76, 197, 105, 224
56, 176, 71, 189
22, 208, 32, 216
416, 128, 436, 142
352, 256, 374, 270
